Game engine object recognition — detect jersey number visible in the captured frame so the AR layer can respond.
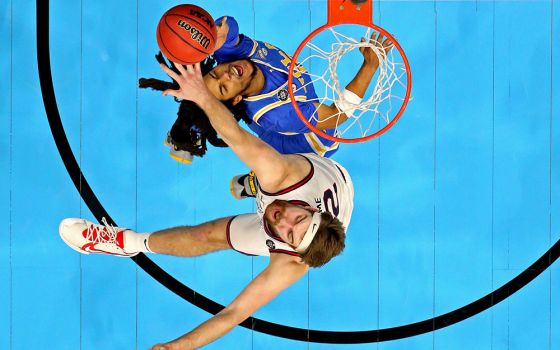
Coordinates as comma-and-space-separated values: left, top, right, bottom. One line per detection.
323, 183, 339, 217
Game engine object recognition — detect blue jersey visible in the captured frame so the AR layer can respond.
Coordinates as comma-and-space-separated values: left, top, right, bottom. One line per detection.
213, 16, 339, 158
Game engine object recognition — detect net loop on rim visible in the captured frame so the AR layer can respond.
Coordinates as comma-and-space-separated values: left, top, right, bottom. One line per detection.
292, 26, 410, 141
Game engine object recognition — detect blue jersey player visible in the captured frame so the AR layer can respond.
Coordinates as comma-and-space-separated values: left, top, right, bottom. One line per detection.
210, 16, 338, 158
163, 16, 391, 198
165, 16, 391, 160
203, 16, 389, 158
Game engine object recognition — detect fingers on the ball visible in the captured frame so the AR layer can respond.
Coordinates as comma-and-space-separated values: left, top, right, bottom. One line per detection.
172, 61, 188, 75
183, 64, 196, 75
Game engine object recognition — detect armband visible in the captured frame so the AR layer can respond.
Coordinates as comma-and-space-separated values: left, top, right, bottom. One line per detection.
334, 89, 362, 117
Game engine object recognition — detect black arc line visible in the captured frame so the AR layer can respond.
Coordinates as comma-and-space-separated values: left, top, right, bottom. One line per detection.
37, 0, 560, 344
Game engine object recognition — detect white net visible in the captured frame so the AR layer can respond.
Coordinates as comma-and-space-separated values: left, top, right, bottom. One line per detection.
291, 25, 411, 141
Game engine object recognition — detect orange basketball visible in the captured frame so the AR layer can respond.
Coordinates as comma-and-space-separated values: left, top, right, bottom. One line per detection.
156, 4, 217, 65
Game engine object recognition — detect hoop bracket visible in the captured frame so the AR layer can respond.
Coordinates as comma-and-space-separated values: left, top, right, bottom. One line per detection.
327, 0, 372, 26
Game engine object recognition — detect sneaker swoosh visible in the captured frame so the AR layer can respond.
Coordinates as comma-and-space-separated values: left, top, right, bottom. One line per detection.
82, 242, 129, 256
82, 242, 96, 253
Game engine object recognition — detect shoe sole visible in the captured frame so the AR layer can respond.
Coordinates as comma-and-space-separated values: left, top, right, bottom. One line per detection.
169, 153, 193, 164
229, 178, 239, 199
165, 133, 193, 165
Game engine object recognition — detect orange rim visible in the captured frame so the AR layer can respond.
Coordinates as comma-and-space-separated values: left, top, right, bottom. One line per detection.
288, 22, 412, 143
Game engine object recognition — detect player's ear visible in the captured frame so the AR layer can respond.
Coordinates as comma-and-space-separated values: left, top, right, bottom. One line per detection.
231, 95, 243, 106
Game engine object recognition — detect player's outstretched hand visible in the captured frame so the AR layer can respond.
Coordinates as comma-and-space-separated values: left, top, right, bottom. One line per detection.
160, 61, 212, 106
360, 32, 394, 68
213, 16, 229, 54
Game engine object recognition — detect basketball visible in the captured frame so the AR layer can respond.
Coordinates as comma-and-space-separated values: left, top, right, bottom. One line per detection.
156, 4, 217, 65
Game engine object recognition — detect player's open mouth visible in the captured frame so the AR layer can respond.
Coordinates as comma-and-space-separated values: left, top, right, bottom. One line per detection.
231, 64, 244, 78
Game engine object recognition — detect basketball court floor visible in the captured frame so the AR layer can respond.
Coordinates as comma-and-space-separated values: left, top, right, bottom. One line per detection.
1, 0, 559, 349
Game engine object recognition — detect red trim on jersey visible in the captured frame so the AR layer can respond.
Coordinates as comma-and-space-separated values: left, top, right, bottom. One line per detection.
269, 249, 300, 257
226, 216, 257, 256
258, 155, 314, 196
335, 165, 347, 183
288, 200, 311, 207
225, 216, 236, 249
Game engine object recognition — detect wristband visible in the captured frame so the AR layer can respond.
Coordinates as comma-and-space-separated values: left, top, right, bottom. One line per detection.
334, 88, 362, 117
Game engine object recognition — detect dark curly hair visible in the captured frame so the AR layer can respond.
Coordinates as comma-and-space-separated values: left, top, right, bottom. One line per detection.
138, 52, 252, 157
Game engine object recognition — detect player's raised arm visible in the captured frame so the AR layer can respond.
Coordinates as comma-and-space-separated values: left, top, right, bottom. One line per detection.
212, 16, 255, 61
159, 62, 298, 190
150, 254, 308, 350
313, 32, 394, 130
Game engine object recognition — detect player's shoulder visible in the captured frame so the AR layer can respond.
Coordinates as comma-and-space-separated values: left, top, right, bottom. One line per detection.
298, 152, 332, 166
258, 154, 312, 194
285, 153, 313, 170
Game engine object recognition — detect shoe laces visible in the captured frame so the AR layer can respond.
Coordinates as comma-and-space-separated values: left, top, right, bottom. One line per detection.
84, 217, 122, 246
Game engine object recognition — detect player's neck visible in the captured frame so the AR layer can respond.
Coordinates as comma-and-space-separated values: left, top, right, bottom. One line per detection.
245, 66, 265, 96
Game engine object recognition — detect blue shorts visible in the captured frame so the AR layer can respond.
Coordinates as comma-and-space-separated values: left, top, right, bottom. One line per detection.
247, 122, 339, 158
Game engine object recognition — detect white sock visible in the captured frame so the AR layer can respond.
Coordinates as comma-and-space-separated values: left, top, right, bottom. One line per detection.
124, 230, 153, 253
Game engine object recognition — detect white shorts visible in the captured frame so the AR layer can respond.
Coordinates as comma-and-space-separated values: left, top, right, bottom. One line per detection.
226, 214, 299, 257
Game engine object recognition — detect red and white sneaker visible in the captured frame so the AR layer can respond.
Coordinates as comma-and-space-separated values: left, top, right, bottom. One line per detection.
59, 218, 138, 257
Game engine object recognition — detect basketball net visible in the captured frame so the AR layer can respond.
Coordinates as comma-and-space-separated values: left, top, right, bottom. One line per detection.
292, 26, 410, 141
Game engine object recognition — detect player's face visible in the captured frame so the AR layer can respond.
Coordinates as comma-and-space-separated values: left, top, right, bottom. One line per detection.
203, 59, 256, 102
264, 200, 314, 248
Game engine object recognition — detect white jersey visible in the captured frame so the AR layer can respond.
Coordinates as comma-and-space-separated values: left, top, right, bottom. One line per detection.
253, 153, 354, 255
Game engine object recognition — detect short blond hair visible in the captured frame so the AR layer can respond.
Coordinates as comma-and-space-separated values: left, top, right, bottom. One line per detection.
299, 212, 346, 268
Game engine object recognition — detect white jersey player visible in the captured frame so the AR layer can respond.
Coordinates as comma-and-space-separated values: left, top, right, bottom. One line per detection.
229, 153, 353, 257
58, 62, 354, 350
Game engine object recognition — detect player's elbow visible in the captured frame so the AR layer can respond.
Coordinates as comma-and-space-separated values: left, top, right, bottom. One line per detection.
218, 122, 249, 147
316, 113, 349, 130
315, 104, 350, 130
224, 291, 276, 323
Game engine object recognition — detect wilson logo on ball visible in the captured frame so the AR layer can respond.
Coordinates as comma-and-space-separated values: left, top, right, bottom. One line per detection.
176, 20, 211, 49
156, 4, 217, 65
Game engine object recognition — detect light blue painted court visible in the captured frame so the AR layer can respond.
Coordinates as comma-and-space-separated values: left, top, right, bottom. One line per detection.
1, 0, 559, 349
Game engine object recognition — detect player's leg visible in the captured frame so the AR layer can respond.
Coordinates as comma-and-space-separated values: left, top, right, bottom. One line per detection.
148, 217, 231, 257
